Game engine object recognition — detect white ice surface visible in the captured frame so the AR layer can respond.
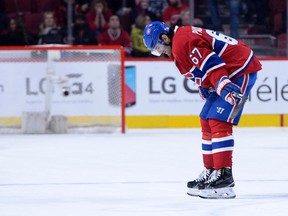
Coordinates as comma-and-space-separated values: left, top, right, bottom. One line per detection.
0, 127, 288, 216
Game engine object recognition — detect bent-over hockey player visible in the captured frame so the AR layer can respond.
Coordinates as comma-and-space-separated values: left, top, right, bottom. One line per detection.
143, 21, 262, 199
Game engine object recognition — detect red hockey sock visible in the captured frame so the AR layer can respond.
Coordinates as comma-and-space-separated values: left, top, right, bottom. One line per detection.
209, 119, 234, 170
200, 118, 213, 168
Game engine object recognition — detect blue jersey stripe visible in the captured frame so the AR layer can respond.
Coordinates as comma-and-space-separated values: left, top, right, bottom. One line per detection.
202, 53, 225, 74
188, 67, 205, 82
214, 40, 226, 55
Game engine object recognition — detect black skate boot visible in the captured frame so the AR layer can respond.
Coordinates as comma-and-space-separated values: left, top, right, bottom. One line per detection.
199, 167, 236, 199
187, 168, 214, 196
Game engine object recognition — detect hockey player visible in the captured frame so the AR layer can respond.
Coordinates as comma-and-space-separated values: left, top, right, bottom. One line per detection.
143, 21, 262, 199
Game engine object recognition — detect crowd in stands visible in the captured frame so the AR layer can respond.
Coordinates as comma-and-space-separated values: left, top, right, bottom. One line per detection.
0, 0, 286, 57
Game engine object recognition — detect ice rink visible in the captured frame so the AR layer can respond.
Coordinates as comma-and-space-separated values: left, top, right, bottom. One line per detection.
0, 127, 288, 216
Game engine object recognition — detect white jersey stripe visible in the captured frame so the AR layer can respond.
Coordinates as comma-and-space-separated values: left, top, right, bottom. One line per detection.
212, 37, 215, 50
189, 65, 196, 72
202, 62, 226, 81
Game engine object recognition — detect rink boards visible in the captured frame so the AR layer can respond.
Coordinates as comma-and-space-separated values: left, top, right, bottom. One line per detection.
124, 58, 288, 128
0, 58, 287, 128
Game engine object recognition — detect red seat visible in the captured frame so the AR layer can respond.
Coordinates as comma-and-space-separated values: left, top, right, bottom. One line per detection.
23, 13, 43, 35
35, 0, 64, 12
3, 0, 36, 13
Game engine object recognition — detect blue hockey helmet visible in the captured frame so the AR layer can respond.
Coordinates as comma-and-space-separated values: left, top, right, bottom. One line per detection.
143, 21, 170, 56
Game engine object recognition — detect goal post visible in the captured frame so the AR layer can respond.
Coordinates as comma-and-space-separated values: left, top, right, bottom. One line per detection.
0, 45, 126, 134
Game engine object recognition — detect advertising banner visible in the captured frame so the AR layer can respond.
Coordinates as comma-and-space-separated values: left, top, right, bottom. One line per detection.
125, 60, 288, 115
0, 61, 121, 116
0, 60, 287, 117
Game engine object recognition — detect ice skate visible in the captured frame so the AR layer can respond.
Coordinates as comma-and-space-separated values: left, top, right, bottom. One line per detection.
198, 167, 236, 199
187, 168, 214, 196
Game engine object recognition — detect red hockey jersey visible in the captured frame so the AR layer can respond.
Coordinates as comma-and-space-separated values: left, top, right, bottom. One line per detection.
171, 26, 262, 88
98, 29, 132, 55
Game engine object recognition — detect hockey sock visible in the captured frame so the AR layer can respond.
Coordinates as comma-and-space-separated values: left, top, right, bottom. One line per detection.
209, 119, 234, 170
200, 118, 213, 168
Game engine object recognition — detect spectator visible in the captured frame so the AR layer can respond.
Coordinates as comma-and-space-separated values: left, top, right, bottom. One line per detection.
208, 0, 240, 39
243, 0, 267, 25
106, 0, 136, 33
147, 0, 168, 21
106, 0, 136, 16
51, 0, 71, 28
86, 0, 112, 37
268, 0, 286, 35
131, 0, 158, 22
73, 13, 97, 45
52, 0, 90, 36
53, 0, 92, 28
175, 9, 204, 27
75, 0, 92, 15
98, 15, 132, 56
131, 14, 151, 57
38, 11, 65, 44
2, 17, 36, 45
162, 0, 189, 27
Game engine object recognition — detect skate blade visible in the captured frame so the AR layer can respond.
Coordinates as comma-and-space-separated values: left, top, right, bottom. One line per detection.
199, 187, 236, 199
187, 188, 200, 197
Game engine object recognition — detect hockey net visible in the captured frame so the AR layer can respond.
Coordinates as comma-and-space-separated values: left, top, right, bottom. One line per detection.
0, 46, 126, 134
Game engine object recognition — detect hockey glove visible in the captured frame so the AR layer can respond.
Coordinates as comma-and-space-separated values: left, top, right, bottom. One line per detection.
198, 87, 214, 100
216, 76, 242, 105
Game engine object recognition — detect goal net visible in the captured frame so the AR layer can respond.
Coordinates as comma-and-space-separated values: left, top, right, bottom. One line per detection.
0, 46, 126, 134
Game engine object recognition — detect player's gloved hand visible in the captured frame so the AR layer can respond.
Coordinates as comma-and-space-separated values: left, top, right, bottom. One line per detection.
216, 76, 242, 105
198, 86, 214, 100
